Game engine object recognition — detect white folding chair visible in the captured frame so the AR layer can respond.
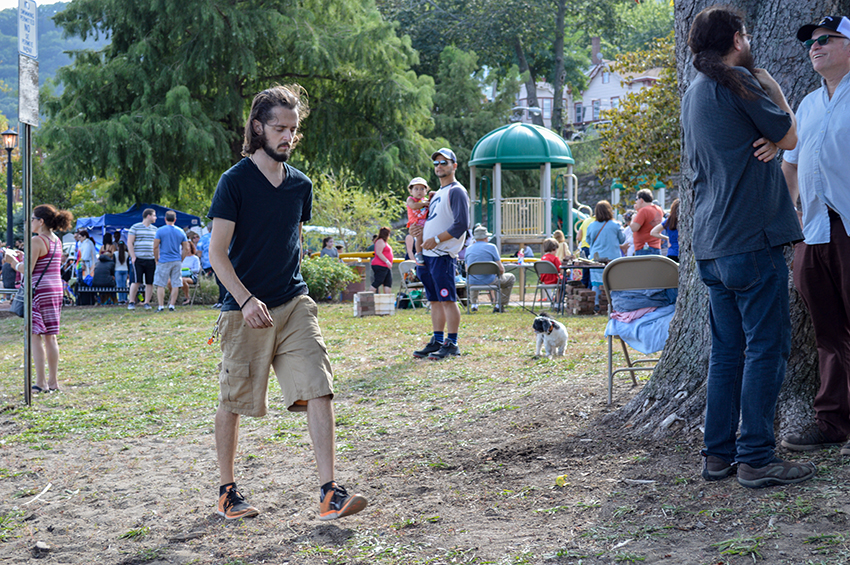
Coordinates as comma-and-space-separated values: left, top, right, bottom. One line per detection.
465, 261, 502, 313
602, 255, 679, 405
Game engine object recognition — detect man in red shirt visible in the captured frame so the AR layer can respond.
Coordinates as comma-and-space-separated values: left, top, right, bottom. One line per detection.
630, 189, 663, 255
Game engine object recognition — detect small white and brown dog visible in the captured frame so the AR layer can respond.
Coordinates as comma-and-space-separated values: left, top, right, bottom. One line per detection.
533, 312, 568, 358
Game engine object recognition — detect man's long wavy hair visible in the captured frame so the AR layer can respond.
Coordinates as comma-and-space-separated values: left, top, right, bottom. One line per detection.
242, 84, 310, 156
688, 5, 757, 100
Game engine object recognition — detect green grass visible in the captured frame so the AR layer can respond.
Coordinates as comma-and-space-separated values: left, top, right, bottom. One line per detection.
0, 306, 611, 449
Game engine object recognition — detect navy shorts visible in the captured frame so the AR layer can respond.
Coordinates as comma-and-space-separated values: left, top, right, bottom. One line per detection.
417, 254, 458, 302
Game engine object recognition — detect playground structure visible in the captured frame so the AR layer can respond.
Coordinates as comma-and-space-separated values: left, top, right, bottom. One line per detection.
468, 123, 587, 252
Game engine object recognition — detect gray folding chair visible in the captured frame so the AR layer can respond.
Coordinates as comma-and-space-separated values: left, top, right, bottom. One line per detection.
602, 255, 679, 405
465, 261, 502, 313
531, 260, 561, 312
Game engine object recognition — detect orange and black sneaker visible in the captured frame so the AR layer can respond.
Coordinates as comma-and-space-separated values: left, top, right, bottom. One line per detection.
318, 481, 368, 521
217, 483, 259, 520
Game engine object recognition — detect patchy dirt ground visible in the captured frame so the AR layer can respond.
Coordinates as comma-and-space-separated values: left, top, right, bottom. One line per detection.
0, 306, 848, 565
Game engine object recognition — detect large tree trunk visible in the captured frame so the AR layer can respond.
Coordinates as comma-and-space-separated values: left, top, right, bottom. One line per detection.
550, 0, 567, 135
604, 0, 849, 439
515, 37, 546, 127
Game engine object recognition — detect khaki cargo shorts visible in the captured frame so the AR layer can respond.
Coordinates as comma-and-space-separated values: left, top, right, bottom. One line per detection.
217, 294, 334, 417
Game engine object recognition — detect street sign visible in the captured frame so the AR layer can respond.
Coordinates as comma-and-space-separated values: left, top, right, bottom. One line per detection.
18, 0, 38, 60
19, 55, 39, 126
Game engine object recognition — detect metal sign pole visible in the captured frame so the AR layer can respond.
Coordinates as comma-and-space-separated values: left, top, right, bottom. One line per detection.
22, 125, 32, 405
18, 0, 39, 406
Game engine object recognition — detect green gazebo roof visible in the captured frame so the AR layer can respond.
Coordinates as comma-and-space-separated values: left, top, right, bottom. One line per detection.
469, 123, 574, 170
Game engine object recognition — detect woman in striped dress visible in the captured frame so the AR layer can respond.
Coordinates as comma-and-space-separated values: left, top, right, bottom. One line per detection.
3, 205, 74, 393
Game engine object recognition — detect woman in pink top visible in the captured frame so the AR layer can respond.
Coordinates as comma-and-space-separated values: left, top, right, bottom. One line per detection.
370, 226, 394, 294
3, 204, 74, 393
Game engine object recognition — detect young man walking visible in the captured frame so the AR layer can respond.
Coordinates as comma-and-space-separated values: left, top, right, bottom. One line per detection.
682, 6, 815, 488
781, 16, 850, 455
411, 148, 469, 360
208, 85, 367, 521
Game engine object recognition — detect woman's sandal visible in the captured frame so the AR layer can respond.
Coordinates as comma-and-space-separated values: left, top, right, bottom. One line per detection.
48, 388, 61, 393
31, 385, 44, 394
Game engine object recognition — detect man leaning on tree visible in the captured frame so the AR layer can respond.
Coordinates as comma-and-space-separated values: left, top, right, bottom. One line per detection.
780, 16, 850, 456
682, 5, 815, 489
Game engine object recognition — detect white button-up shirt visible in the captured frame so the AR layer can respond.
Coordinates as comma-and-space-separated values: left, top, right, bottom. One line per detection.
784, 72, 850, 244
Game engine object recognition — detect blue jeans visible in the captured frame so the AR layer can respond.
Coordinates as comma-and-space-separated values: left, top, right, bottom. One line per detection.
698, 246, 791, 467
116, 271, 128, 302
635, 247, 661, 256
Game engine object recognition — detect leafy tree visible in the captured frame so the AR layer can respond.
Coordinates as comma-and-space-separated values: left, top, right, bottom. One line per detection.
596, 32, 679, 193
309, 171, 401, 252
609, 0, 674, 54
431, 46, 521, 191
378, 0, 618, 133
39, 0, 435, 205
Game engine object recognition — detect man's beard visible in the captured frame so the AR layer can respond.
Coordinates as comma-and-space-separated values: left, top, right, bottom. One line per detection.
262, 140, 292, 163
739, 45, 756, 75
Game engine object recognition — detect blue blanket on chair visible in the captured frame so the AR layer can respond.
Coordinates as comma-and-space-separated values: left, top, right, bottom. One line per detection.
604, 304, 676, 355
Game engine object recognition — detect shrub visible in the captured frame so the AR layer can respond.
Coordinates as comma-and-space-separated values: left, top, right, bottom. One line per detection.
301, 256, 360, 301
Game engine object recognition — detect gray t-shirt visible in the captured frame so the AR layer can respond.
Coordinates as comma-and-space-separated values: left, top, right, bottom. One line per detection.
681, 69, 802, 260
129, 222, 157, 260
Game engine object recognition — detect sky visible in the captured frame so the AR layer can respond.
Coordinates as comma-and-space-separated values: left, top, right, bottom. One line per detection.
1, 1, 22, 13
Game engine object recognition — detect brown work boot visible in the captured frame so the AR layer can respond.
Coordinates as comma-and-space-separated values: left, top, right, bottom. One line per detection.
781, 425, 845, 452
737, 458, 816, 489
701, 455, 736, 481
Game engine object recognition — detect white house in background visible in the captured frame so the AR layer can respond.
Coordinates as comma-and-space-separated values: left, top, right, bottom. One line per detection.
514, 38, 662, 136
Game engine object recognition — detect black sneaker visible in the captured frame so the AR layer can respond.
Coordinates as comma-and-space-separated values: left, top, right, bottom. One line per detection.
413, 337, 443, 358
318, 482, 368, 521
781, 425, 845, 452
702, 454, 736, 481
737, 458, 816, 489
428, 341, 460, 360
217, 484, 259, 520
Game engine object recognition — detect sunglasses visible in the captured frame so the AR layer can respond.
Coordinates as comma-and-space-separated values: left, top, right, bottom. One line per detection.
433, 160, 451, 166
804, 34, 845, 48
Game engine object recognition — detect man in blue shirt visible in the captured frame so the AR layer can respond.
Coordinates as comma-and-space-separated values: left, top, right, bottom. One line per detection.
780, 16, 850, 456
153, 210, 189, 311
464, 225, 514, 312
682, 6, 814, 489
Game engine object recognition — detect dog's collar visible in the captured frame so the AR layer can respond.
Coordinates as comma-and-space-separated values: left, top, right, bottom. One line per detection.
547, 325, 555, 335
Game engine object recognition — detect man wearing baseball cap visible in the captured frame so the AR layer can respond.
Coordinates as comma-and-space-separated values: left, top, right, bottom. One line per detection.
780, 16, 850, 455
410, 148, 469, 360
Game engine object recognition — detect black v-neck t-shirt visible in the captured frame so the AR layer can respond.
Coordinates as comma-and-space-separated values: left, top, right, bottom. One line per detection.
208, 157, 312, 310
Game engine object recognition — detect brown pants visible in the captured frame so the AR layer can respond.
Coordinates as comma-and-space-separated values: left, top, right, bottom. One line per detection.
793, 209, 850, 439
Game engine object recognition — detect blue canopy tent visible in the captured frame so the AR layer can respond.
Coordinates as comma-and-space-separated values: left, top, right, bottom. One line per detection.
75, 204, 202, 244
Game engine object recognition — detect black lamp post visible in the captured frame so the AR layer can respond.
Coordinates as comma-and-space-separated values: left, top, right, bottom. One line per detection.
3, 128, 17, 248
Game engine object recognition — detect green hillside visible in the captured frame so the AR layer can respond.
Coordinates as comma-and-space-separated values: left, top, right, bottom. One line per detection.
0, 2, 108, 122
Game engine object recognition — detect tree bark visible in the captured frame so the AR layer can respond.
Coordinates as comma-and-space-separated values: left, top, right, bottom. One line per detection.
550, 0, 567, 135
515, 37, 546, 127
604, 0, 849, 439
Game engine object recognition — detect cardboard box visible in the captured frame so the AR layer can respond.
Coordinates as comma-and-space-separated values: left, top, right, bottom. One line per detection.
353, 292, 375, 317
